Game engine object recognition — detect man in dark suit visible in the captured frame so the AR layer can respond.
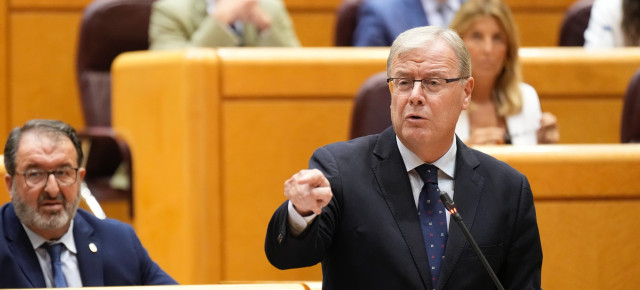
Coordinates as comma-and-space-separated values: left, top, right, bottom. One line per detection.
265, 26, 542, 289
353, 0, 464, 46
0, 119, 176, 288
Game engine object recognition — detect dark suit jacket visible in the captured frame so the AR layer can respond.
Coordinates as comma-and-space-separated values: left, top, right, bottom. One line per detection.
265, 127, 542, 289
353, 0, 429, 46
0, 203, 177, 288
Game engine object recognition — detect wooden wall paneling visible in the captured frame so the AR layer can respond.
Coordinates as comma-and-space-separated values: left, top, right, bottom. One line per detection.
220, 47, 384, 281
537, 200, 640, 289
0, 156, 8, 205
9, 11, 84, 130
289, 11, 335, 47
112, 49, 222, 284
221, 100, 349, 281
218, 47, 388, 98
283, 0, 341, 9
10, 0, 90, 9
512, 12, 564, 47
478, 144, 640, 289
520, 48, 640, 144
1, 0, 8, 143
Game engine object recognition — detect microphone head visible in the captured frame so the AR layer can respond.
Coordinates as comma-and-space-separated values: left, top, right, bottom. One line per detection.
439, 191, 455, 211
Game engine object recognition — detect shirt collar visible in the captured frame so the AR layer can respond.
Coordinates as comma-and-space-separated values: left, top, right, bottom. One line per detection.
396, 134, 457, 179
422, 0, 462, 12
22, 219, 77, 254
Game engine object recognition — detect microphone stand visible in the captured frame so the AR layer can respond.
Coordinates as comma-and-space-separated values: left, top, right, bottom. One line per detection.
440, 192, 504, 290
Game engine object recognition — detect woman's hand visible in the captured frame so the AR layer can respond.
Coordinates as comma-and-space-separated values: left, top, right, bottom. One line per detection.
466, 127, 507, 146
537, 112, 559, 144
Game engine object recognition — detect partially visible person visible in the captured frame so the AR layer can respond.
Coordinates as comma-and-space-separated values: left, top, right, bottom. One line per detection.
0, 119, 177, 288
584, 0, 640, 48
149, 0, 300, 50
449, 0, 559, 145
353, 0, 465, 46
265, 26, 542, 289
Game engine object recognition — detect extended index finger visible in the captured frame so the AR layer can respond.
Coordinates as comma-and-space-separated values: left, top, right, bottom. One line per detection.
295, 169, 330, 188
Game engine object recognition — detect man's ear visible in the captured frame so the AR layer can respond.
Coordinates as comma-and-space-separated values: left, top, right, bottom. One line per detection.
5, 173, 13, 198
461, 77, 474, 110
78, 168, 86, 180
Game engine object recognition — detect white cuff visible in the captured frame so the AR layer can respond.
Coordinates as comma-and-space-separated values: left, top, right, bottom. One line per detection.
287, 201, 317, 237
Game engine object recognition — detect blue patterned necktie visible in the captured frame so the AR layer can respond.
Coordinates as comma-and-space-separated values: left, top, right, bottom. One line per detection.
416, 164, 448, 288
44, 243, 68, 287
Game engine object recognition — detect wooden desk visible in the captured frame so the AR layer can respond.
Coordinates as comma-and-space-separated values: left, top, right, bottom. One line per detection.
112, 48, 640, 288
26, 284, 309, 290
477, 144, 640, 289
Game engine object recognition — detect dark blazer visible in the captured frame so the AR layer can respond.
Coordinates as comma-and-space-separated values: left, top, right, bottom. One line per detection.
265, 127, 542, 289
353, 0, 429, 46
0, 204, 177, 288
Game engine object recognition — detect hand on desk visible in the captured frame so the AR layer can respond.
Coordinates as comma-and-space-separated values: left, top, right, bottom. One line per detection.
537, 112, 559, 144
466, 127, 507, 146
285, 169, 333, 216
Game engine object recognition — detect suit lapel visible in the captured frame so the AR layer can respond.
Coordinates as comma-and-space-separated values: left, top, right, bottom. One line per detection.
438, 138, 484, 289
73, 213, 104, 286
372, 128, 432, 289
3, 204, 46, 287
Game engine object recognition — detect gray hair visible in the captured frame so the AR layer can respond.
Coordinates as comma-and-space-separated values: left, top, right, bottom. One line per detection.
4, 119, 84, 176
386, 26, 471, 78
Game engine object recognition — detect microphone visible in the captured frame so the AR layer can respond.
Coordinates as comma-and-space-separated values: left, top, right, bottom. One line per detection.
440, 192, 505, 290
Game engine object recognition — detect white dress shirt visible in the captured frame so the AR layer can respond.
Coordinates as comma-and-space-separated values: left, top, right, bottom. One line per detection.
422, 0, 462, 28
22, 221, 83, 288
455, 83, 542, 145
584, 0, 626, 48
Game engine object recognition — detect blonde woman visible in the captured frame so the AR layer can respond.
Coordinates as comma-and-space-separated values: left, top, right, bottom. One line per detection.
450, 0, 558, 145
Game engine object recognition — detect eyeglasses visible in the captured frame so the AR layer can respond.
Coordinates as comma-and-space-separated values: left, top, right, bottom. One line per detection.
387, 77, 468, 95
16, 167, 80, 188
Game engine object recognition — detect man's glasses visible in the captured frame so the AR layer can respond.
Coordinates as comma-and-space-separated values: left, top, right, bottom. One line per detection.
16, 167, 80, 188
387, 77, 468, 95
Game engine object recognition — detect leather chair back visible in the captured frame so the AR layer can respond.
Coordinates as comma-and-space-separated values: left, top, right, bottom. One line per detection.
75, 0, 155, 217
349, 71, 392, 139
558, 0, 595, 46
334, 0, 365, 46
77, 0, 155, 126
621, 68, 640, 143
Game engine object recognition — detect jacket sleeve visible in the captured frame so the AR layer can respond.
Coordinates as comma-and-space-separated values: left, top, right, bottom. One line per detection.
500, 175, 543, 289
264, 146, 341, 269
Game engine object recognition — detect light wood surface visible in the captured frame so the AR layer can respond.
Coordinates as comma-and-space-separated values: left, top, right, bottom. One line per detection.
0, 0, 8, 144
0, 155, 7, 205
16, 284, 311, 290
477, 144, 640, 289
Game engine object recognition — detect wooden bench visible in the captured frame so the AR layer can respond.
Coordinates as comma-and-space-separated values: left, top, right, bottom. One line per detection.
112, 47, 640, 288
477, 144, 640, 289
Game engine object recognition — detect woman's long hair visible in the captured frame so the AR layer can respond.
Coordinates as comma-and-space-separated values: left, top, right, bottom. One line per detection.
449, 0, 522, 116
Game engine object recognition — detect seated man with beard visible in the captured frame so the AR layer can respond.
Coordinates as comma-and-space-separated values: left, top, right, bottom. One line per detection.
0, 119, 177, 288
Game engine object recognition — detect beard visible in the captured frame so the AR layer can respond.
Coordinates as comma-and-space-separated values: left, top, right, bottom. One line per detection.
11, 186, 80, 231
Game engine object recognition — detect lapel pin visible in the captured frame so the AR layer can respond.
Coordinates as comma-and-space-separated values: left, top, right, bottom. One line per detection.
89, 243, 98, 253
